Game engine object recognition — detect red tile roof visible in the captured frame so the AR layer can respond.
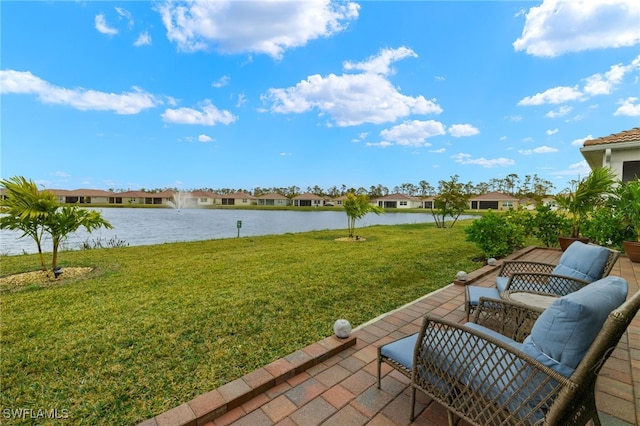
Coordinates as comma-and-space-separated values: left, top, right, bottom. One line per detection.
583, 127, 640, 146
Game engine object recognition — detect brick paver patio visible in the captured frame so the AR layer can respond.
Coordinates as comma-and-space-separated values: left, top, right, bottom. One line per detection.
140, 247, 640, 426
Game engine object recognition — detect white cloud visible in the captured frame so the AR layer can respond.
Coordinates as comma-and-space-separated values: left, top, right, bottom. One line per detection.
198, 134, 214, 142
115, 7, 134, 28
451, 153, 515, 168
505, 115, 523, 122
365, 141, 393, 148
343, 46, 417, 75
263, 48, 442, 126
212, 75, 230, 88
95, 14, 118, 36
0, 70, 161, 114
519, 145, 559, 155
448, 124, 479, 137
521, 55, 640, 109
162, 100, 237, 126
514, 0, 640, 57
378, 120, 445, 147
614, 97, 640, 116
518, 86, 583, 106
134, 31, 152, 47
571, 135, 594, 147
429, 148, 446, 153
236, 94, 247, 107
555, 160, 592, 179
546, 128, 559, 135
157, 0, 359, 59
545, 106, 573, 118
583, 62, 634, 96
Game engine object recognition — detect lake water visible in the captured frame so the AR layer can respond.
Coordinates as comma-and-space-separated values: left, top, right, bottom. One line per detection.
0, 208, 475, 255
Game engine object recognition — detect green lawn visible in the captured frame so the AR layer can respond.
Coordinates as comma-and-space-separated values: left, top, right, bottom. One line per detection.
1, 222, 482, 425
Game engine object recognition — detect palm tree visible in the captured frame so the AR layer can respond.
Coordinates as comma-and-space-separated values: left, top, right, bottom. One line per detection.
555, 167, 617, 238
343, 192, 383, 238
0, 176, 56, 270
1, 176, 112, 274
44, 206, 112, 272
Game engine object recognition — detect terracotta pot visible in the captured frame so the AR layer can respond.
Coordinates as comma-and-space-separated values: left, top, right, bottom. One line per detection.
623, 240, 640, 263
558, 236, 590, 251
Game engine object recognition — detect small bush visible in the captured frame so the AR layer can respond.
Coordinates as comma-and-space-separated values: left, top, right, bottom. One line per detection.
582, 206, 634, 250
530, 205, 571, 248
464, 211, 525, 259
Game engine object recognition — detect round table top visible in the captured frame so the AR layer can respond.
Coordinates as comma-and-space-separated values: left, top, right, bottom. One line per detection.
503, 291, 558, 310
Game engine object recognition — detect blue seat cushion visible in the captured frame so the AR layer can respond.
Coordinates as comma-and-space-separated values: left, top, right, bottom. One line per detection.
467, 286, 501, 306
552, 241, 610, 284
522, 275, 628, 377
380, 333, 417, 370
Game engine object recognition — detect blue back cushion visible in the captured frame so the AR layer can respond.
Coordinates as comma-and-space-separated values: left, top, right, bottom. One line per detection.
522, 275, 628, 377
552, 242, 610, 283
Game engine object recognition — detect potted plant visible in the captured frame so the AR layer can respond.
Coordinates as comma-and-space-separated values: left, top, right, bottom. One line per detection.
554, 167, 616, 251
618, 179, 640, 262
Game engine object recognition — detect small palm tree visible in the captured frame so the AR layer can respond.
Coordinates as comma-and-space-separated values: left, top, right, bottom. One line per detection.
618, 179, 640, 242
44, 206, 113, 271
343, 192, 383, 238
0, 176, 57, 270
1, 176, 112, 274
555, 167, 616, 238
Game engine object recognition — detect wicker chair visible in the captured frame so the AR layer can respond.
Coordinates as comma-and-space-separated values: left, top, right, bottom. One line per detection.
465, 242, 619, 320
379, 276, 636, 426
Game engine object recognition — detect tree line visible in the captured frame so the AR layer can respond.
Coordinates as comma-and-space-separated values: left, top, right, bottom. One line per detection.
114, 173, 556, 200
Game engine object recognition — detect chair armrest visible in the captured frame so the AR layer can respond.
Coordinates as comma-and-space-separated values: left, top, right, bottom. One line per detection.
413, 315, 570, 424
498, 260, 555, 277
473, 297, 544, 342
504, 272, 589, 296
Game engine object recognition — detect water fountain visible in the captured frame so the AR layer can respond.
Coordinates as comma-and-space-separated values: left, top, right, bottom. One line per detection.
167, 192, 191, 211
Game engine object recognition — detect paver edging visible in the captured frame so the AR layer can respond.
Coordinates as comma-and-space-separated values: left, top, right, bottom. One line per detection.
139, 334, 356, 426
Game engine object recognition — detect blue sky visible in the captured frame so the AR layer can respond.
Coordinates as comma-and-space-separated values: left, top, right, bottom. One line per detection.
1, 0, 639, 193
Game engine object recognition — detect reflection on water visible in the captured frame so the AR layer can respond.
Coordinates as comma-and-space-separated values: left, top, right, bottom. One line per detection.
0, 208, 475, 255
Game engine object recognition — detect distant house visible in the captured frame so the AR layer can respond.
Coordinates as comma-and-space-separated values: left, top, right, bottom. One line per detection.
469, 192, 519, 210
221, 192, 256, 206
421, 196, 436, 209
331, 194, 348, 207
292, 192, 324, 207
581, 127, 640, 182
110, 190, 149, 205
257, 192, 291, 207
50, 189, 113, 204
183, 190, 221, 207
372, 193, 422, 209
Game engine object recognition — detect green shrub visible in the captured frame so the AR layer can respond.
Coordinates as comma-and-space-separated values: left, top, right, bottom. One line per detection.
464, 210, 525, 259
505, 207, 535, 236
582, 205, 634, 250
530, 204, 571, 248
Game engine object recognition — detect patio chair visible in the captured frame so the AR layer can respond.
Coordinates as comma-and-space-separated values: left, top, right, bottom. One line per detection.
378, 275, 634, 426
465, 242, 619, 319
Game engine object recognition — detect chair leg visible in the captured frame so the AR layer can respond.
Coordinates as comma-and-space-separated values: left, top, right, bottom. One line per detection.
377, 357, 381, 389
464, 287, 471, 321
447, 410, 456, 426
410, 385, 416, 421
